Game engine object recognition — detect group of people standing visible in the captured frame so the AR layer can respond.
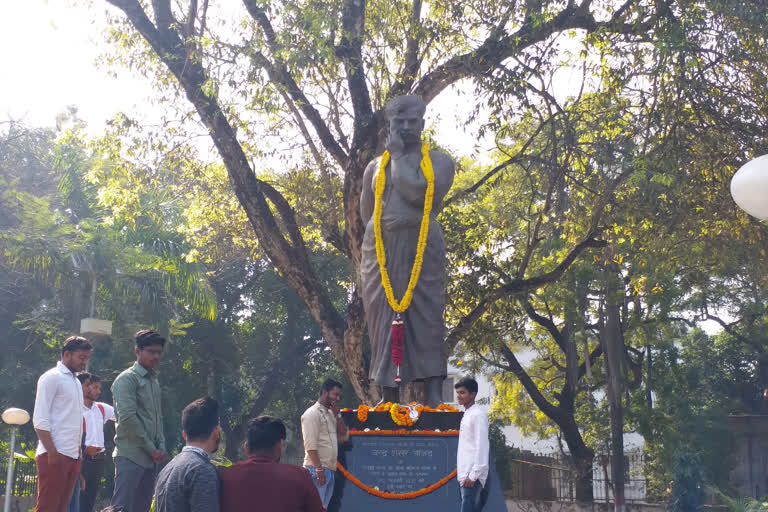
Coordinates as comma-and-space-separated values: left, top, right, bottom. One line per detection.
31, 330, 490, 512
32, 330, 168, 512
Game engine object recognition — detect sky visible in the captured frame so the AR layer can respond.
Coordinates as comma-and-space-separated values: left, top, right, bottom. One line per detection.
0, 0, 155, 133
0, 0, 497, 157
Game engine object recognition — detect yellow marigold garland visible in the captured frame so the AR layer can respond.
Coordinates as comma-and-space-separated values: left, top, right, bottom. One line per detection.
389, 403, 421, 427
354, 402, 459, 425
337, 461, 457, 500
374, 142, 435, 313
354, 402, 460, 426
349, 429, 459, 436
374, 401, 393, 412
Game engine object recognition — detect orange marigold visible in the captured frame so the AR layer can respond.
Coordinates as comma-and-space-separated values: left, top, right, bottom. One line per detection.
373, 401, 393, 412
337, 461, 457, 500
349, 429, 459, 436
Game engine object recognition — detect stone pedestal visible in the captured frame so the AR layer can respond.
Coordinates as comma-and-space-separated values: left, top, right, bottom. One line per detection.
330, 410, 506, 511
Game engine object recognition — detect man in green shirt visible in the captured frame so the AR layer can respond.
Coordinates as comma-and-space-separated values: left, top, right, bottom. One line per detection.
111, 330, 168, 512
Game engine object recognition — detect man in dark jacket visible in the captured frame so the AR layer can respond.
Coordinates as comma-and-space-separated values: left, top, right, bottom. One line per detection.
154, 397, 221, 512
220, 416, 323, 512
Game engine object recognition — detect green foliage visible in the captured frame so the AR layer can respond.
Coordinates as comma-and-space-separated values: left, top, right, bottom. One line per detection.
632, 330, 759, 502
711, 488, 768, 512
0, 119, 343, 463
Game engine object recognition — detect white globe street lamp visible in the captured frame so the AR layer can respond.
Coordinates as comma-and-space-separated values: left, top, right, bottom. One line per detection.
2, 408, 30, 512
731, 154, 768, 221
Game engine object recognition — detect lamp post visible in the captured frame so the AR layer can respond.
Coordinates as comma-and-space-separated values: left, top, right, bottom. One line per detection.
2, 408, 30, 512
731, 154, 768, 221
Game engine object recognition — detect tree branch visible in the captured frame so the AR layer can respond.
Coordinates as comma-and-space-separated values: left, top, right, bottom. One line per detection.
505, 233, 607, 291
390, 0, 423, 97
525, 301, 567, 353
199, 0, 210, 38
444, 115, 552, 206
338, 0, 374, 140
243, 0, 349, 167
500, 343, 565, 421
413, 2, 658, 104
152, 0, 175, 32
446, 232, 606, 348
105, 0, 348, 357
706, 313, 752, 346
577, 344, 603, 380
274, 88, 347, 256
185, 0, 197, 37
257, 180, 308, 254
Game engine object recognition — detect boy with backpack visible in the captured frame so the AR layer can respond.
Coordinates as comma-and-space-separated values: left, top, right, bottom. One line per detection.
76, 373, 116, 512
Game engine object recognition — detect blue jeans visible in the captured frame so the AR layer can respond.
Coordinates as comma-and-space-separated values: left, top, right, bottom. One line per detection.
460, 482, 484, 512
305, 466, 335, 508
68, 478, 80, 512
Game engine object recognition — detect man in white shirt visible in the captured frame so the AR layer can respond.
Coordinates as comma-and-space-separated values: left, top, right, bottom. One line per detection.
455, 377, 489, 512
33, 336, 92, 512
75, 373, 116, 512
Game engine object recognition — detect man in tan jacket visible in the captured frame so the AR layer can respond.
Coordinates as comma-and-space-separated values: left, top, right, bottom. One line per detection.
301, 379, 349, 509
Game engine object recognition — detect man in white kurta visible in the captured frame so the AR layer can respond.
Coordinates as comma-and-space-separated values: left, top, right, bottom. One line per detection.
455, 377, 490, 512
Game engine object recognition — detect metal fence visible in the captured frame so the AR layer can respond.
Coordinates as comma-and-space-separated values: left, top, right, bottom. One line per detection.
505, 451, 648, 504
0, 457, 38, 497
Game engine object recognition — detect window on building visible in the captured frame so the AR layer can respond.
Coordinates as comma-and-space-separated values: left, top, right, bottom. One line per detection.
442, 377, 456, 403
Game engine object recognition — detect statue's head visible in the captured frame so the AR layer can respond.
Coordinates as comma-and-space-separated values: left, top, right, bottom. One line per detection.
384, 95, 426, 147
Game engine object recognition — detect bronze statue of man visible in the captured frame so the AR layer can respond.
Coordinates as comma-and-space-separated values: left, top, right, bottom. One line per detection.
360, 95, 455, 407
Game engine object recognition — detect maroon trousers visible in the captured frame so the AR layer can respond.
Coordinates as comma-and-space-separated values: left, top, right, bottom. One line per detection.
35, 454, 81, 512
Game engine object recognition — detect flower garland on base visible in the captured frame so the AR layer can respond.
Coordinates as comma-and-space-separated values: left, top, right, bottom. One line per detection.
373, 401, 394, 412
356, 402, 460, 425
349, 429, 459, 436
336, 461, 457, 500
356, 402, 459, 425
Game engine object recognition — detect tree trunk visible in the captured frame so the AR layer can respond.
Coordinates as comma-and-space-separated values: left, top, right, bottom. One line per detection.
646, 345, 653, 410
573, 449, 596, 502
603, 253, 625, 512
501, 343, 594, 501
223, 422, 245, 461
560, 414, 595, 501
338, 293, 380, 404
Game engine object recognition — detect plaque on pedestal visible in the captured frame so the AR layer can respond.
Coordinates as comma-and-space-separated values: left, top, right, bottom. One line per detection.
330, 411, 506, 511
